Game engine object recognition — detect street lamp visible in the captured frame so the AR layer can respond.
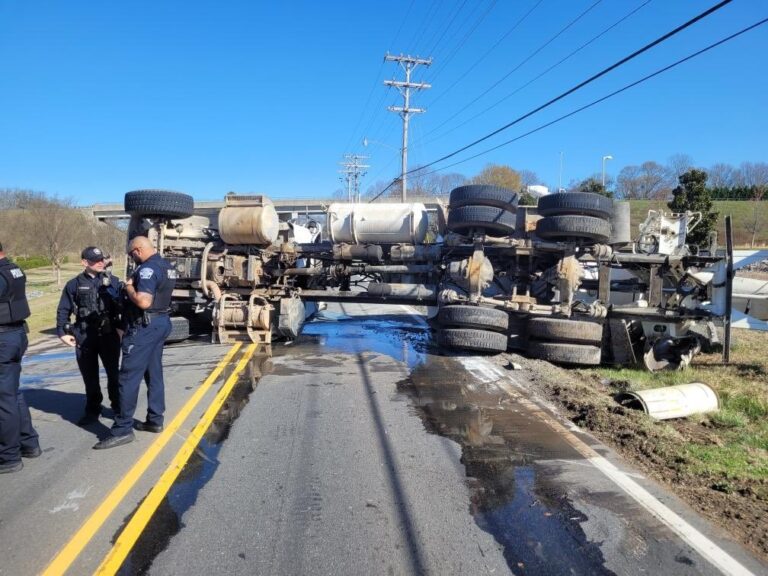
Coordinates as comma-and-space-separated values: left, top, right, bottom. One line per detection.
601, 155, 613, 188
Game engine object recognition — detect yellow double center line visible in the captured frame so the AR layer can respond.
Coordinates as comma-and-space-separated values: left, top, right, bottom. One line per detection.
43, 342, 255, 576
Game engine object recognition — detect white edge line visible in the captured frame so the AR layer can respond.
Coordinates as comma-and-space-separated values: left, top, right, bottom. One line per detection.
484, 360, 756, 576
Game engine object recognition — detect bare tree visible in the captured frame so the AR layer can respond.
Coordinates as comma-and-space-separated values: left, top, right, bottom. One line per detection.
707, 163, 736, 189
668, 153, 694, 179
616, 161, 673, 199
22, 194, 86, 286
739, 161, 768, 246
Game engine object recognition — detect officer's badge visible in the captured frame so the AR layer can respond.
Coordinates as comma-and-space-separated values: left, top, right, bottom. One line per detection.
139, 268, 154, 280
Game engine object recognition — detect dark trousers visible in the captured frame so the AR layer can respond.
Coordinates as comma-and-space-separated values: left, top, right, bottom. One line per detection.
76, 330, 121, 415
0, 328, 39, 464
112, 316, 172, 436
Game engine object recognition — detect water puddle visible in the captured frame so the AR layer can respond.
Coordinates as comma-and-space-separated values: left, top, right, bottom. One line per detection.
397, 355, 613, 575
114, 350, 274, 575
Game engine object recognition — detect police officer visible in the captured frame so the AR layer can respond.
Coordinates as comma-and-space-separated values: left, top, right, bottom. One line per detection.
0, 241, 41, 474
56, 246, 122, 425
94, 236, 176, 450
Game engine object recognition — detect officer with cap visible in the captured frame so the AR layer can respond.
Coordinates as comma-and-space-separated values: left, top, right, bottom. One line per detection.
94, 236, 176, 449
56, 246, 123, 425
0, 241, 41, 474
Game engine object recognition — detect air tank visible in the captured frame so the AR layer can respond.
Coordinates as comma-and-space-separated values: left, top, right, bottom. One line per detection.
218, 195, 279, 245
327, 203, 429, 244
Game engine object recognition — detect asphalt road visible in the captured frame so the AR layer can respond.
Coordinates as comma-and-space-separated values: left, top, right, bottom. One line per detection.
2, 304, 766, 575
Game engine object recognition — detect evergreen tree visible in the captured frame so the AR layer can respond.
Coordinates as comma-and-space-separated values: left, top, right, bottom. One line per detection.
667, 169, 718, 247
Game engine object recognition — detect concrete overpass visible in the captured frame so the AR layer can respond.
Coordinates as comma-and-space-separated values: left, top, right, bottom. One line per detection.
89, 196, 445, 221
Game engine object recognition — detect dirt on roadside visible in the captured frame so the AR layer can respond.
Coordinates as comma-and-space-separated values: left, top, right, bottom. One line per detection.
491, 350, 768, 563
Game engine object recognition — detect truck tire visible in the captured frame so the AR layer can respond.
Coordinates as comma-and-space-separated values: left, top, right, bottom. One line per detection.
449, 185, 519, 211
438, 305, 509, 332
166, 316, 190, 343
535, 215, 611, 243
528, 317, 603, 344
125, 190, 194, 219
526, 342, 602, 365
447, 205, 516, 236
438, 328, 508, 354
537, 192, 613, 219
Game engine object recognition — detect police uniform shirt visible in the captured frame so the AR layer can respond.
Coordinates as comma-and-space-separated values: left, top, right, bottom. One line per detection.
0, 274, 6, 296
56, 272, 121, 337
133, 254, 174, 312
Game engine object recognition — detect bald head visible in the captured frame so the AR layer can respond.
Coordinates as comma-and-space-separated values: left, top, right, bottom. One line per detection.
128, 236, 156, 264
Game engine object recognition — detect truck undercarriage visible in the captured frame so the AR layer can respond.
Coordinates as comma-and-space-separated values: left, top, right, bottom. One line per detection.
123, 186, 733, 370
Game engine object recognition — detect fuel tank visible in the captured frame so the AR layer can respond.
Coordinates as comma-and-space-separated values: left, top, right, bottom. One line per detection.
217, 195, 279, 245
327, 203, 429, 244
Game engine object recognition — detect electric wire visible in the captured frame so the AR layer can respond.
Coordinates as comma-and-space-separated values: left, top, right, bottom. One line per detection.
407, 0, 733, 177
425, 0, 546, 109
370, 6, 758, 202
422, 0, 603, 140
423, 0, 653, 146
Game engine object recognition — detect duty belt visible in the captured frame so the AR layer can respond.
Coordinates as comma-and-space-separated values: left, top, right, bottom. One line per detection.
0, 321, 27, 333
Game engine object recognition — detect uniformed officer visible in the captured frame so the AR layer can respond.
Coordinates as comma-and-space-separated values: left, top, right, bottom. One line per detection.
0, 241, 41, 474
94, 236, 176, 450
56, 246, 122, 425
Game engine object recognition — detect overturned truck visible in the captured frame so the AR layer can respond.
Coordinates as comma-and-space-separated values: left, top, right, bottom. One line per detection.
124, 186, 733, 370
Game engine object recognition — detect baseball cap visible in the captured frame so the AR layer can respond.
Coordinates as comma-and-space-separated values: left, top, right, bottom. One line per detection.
81, 246, 105, 262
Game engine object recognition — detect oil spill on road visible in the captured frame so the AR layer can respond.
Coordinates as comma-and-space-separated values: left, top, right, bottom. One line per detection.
22, 351, 74, 364
397, 355, 614, 575
115, 350, 274, 576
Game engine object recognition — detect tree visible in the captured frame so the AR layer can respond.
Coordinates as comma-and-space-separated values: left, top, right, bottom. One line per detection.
738, 161, 768, 247
667, 169, 718, 248
21, 194, 86, 286
668, 153, 694, 179
707, 162, 736, 189
471, 163, 521, 191
616, 161, 673, 199
518, 169, 539, 204
569, 174, 612, 197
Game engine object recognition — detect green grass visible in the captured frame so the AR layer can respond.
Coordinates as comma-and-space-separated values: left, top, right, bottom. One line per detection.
580, 330, 768, 483
629, 199, 768, 247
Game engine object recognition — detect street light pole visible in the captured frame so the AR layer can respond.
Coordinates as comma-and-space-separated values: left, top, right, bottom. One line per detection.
602, 155, 613, 189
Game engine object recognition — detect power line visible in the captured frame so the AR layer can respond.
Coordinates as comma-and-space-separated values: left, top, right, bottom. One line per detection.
411, 16, 768, 180
409, 0, 734, 176
422, 0, 653, 146
426, 0, 545, 108
422, 0, 603, 140
369, 3, 755, 202
424, 0, 499, 85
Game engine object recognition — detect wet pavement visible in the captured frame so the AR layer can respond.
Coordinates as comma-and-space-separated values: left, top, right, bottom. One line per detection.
2, 303, 765, 575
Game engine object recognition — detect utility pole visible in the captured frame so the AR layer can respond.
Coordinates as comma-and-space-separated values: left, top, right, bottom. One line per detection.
338, 154, 370, 203
384, 53, 432, 202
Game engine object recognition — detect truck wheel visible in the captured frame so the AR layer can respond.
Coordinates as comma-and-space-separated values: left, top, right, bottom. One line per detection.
537, 192, 613, 219
438, 328, 508, 354
535, 215, 611, 243
166, 316, 190, 343
449, 185, 519, 211
125, 190, 194, 219
528, 317, 603, 344
447, 205, 516, 236
526, 342, 601, 365
438, 305, 509, 332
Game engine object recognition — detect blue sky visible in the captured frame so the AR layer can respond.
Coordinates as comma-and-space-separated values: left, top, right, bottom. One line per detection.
0, 0, 766, 205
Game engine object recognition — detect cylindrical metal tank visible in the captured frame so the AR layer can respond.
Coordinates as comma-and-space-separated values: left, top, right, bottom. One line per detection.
218, 204, 279, 245
327, 203, 429, 244
617, 383, 719, 420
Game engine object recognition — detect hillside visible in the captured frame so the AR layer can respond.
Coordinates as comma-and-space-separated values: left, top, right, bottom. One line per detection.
629, 200, 768, 248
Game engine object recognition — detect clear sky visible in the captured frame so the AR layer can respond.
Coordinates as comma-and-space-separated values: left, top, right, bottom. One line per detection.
1, 0, 766, 205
